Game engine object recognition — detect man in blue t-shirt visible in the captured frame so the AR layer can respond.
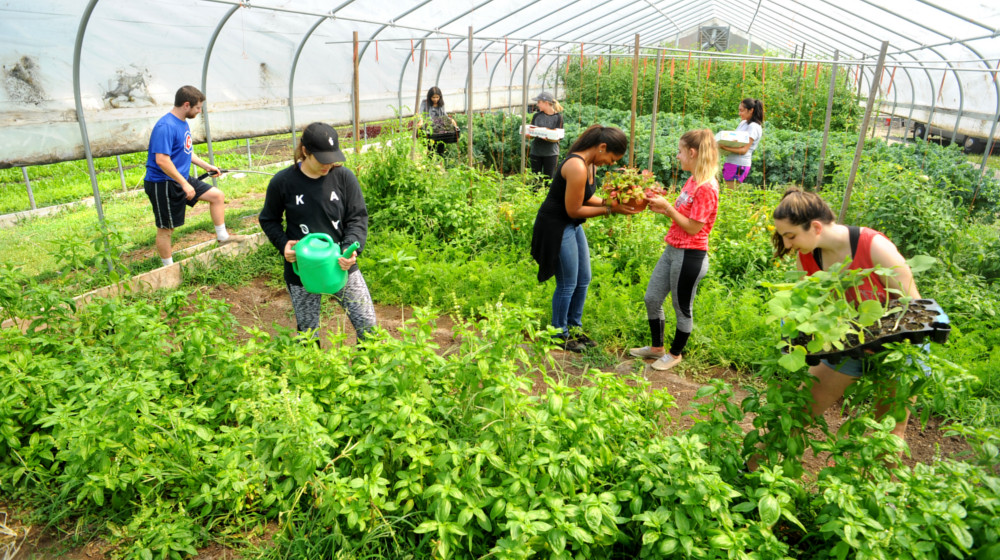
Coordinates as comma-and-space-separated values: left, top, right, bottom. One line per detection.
144, 85, 246, 266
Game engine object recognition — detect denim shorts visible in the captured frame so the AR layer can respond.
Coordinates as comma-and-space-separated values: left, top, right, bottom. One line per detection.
822, 342, 932, 378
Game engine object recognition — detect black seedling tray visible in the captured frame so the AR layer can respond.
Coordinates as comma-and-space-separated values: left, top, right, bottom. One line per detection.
797, 299, 951, 367
427, 128, 461, 143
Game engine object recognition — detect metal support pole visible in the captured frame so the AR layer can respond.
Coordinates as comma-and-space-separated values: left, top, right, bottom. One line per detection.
411, 39, 426, 159
116, 155, 127, 192
353, 31, 361, 154
922, 72, 938, 141
73, 0, 113, 274
648, 49, 663, 170
521, 44, 529, 176
290, 16, 329, 152
201, 5, 239, 189
554, 47, 560, 100
839, 41, 888, 223
972, 101, 1000, 208
886, 68, 899, 142
629, 33, 640, 167
817, 50, 839, 188
467, 26, 474, 168
796, 43, 805, 92
855, 55, 865, 100
23, 168, 36, 210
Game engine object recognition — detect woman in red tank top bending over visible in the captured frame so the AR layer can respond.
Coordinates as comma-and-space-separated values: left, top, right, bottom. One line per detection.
770, 187, 923, 450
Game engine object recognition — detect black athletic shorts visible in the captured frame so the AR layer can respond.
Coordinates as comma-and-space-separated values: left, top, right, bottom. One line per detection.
144, 176, 213, 229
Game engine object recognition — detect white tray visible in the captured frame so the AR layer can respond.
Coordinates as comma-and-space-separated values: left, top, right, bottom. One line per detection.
716, 130, 751, 148
521, 124, 565, 141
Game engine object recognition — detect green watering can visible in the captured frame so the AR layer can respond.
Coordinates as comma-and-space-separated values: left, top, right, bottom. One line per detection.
292, 233, 361, 295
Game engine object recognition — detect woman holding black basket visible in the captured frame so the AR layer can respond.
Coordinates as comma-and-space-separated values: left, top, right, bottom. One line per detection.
416, 86, 459, 156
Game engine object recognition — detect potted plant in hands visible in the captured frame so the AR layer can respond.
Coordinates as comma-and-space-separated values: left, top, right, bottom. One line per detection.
601, 168, 667, 212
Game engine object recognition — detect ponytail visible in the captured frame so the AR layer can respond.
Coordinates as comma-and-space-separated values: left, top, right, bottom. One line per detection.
742, 97, 764, 126
679, 129, 719, 187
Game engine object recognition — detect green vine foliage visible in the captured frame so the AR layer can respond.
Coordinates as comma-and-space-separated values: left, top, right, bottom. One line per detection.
557, 51, 862, 133
455, 102, 1000, 220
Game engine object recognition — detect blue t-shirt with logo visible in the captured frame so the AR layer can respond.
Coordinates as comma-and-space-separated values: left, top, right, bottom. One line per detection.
145, 113, 192, 182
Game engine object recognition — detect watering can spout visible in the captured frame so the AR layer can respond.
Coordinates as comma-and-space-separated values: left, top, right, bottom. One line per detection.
341, 241, 361, 258
291, 234, 361, 295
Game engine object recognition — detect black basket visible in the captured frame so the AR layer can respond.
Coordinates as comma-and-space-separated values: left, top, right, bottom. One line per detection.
428, 128, 461, 144
795, 298, 951, 366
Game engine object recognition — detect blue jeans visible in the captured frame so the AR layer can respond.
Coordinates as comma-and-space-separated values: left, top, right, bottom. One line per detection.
551, 224, 591, 335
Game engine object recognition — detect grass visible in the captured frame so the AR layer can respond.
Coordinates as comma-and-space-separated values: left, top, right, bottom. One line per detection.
0, 171, 271, 283
0, 118, 408, 216
966, 151, 1000, 172
0, 134, 294, 215
0, 124, 408, 293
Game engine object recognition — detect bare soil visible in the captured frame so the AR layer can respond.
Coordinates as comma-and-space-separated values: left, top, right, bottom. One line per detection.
6, 278, 971, 559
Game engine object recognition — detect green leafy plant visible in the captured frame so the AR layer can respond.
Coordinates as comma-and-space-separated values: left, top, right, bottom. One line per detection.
764, 261, 892, 371
762, 255, 937, 372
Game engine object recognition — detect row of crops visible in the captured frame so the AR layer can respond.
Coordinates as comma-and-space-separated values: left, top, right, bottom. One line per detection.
3, 97, 1000, 557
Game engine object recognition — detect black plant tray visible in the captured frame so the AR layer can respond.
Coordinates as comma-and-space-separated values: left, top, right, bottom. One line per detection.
793, 299, 951, 367
427, 128, 461, 143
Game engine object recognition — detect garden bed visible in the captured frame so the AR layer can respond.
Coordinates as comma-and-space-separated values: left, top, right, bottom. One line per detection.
3, 278, 974, 559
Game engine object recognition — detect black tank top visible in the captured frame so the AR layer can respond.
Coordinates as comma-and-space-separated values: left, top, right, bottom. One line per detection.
537, 154, 596, 226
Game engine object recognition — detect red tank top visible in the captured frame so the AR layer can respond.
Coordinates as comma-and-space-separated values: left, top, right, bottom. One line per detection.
797, 227, 890, 305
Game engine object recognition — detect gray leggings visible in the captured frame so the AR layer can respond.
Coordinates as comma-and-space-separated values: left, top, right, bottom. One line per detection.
288, 269, 377, 340
643, 245, 708, 355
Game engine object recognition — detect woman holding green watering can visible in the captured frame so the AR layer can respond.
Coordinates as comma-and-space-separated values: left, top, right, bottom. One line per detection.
259, 122, 377, 341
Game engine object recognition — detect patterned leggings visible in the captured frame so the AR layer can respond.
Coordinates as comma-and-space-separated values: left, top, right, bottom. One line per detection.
287, 270, 377, 340
643, 245, 708, 356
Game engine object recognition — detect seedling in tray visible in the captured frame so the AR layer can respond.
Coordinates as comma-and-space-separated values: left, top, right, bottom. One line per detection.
763, 254, 946, 371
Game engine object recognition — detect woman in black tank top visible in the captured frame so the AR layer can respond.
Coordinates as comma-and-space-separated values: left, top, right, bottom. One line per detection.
530, 125, 641, 352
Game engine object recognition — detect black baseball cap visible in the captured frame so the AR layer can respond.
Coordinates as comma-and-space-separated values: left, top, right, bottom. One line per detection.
533, 91, 556, 103
301, 122, 346, 164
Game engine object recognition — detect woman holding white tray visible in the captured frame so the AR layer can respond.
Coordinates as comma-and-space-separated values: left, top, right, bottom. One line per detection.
719, 98, 764, 188
528, 92, 565, 180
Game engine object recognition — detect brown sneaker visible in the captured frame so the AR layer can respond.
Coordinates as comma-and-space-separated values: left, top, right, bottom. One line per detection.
218, 234, 250, 245
629, 346, 665, 359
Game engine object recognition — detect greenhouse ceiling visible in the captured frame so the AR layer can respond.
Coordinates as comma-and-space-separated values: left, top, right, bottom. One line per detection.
1, 0, 999, 168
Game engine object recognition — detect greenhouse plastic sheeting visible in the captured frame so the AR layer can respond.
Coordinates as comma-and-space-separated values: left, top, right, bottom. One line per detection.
1, 0, 998, 168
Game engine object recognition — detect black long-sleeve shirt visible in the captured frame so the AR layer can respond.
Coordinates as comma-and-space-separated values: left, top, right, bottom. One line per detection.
259, 163, 369, 286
